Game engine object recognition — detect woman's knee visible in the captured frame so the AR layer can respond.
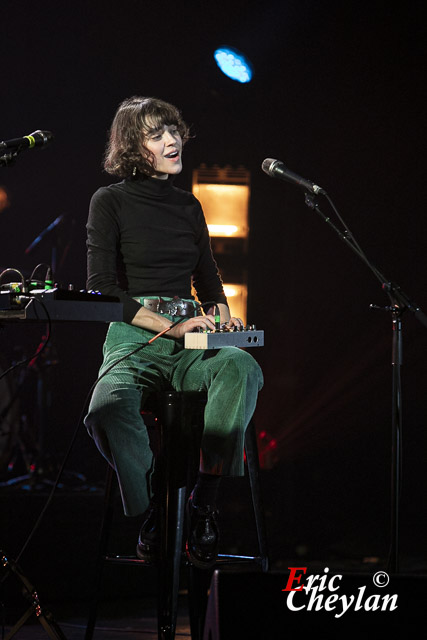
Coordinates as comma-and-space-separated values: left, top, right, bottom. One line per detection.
84, 386, 141, 439
216, 348, 264, 388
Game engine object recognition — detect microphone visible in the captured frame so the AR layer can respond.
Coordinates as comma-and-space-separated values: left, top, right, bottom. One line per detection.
0, 130, 54, 151
261, 158, 325, 195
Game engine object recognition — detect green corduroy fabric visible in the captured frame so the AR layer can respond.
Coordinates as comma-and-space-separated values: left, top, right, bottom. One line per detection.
85, 302, 263, 516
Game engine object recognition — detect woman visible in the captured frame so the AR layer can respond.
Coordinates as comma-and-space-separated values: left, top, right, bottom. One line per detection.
85, 96, 263, 568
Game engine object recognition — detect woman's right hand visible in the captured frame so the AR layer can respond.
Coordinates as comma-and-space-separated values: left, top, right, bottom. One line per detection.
167, 314, 217, 339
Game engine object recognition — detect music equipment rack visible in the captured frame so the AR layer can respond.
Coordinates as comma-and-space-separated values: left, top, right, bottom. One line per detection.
0, 288, 123, 322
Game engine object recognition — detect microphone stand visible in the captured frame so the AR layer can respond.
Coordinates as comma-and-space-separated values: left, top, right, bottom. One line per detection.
0, 144, 31, 167
0, 150, 19, 167
304, 192, 427, 574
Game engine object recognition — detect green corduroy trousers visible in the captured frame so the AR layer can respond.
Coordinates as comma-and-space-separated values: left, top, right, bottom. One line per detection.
85, 308, 264, 516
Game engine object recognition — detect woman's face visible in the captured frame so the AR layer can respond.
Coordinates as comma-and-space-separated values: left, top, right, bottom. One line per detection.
143, 123, 183, 179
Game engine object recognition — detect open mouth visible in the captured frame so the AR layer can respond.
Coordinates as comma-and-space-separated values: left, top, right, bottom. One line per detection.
164, 151, 179, 159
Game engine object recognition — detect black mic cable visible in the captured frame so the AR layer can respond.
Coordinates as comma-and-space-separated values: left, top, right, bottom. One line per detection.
11, 315, 188, 564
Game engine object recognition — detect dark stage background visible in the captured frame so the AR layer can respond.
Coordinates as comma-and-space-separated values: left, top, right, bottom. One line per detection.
1, 0, 427, 588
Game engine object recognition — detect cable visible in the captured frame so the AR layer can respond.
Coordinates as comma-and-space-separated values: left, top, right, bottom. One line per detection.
29, 263, 51, 282
323, 193, 368, 262
198, 300, 221, 330
13, 315, 187, 564
307, 193, 388, 288
0, 267, 28, 294
0, 297, 52, 382
9, 298, 222, 562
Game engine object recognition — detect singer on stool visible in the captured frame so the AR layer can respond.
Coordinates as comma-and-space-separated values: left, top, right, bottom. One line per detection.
84, 95, 265, 637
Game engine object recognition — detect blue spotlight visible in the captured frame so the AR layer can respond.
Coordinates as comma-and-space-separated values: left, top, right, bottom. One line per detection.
214, 47, 253, 83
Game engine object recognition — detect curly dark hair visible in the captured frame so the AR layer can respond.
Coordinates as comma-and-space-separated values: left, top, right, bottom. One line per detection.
103, 96, 190, 178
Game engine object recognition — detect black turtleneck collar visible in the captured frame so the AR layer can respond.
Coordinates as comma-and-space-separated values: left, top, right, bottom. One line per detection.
126, 173, 175, 196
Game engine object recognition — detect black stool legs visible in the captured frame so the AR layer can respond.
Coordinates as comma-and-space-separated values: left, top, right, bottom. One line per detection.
156, 391, 187, 639
245, 419, 269, 573
85, 391, 186, 640
85, 393, 269, 640
186, 419, 269, 640
84, 465, 116, 640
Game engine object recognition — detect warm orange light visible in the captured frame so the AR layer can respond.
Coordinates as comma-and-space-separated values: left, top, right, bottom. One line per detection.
223, 285, 238, 297
192, 165, 250, 321
191, 283, 248, 323
223, 283, 247, 323
207, 224, 239, 236
193, 183, 249, 238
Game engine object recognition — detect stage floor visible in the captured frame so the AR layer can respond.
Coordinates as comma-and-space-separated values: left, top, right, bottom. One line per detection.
3, 599, 191, 639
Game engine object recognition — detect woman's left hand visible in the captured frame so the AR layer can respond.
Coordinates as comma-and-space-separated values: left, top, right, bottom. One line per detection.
215, 303, 244, 330
223, 316, 244, 330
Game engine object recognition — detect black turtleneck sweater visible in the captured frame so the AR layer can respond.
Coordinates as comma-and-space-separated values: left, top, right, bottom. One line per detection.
86, 176, 227, 323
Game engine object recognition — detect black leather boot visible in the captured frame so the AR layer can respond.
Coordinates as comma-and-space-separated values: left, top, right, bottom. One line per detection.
185, 494, 219, 569
136, 501, 158, 563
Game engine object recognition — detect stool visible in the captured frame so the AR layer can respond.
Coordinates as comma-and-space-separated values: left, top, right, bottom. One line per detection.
85, 390, 269, 640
